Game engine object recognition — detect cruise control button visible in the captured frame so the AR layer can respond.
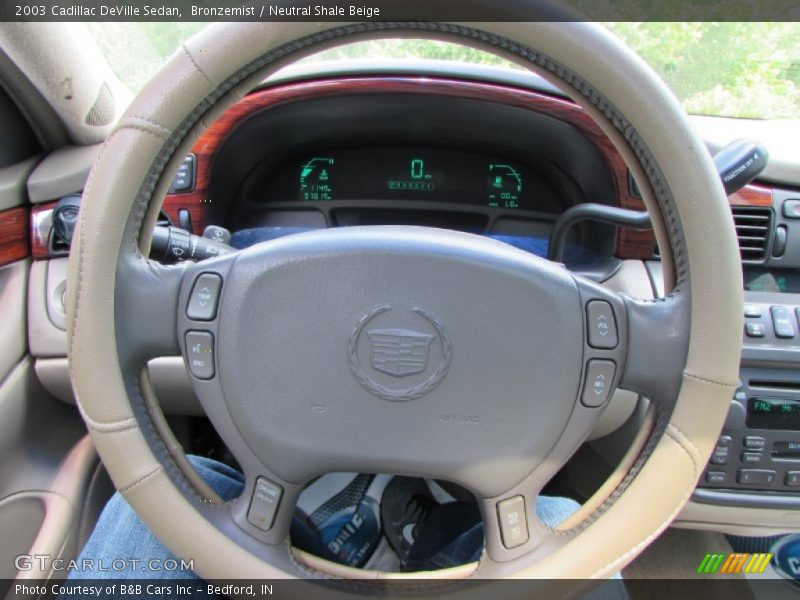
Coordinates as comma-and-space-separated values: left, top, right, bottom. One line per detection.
745, 322, 766, 338
771, 306, 796, 339
187, 273, 222, 321
737, 469, 776, 486
497, 495, 528, 549
247, 477, 283, 531
586, 300, 618, 349
185, 331, 215, 379
581, 360, 616, 407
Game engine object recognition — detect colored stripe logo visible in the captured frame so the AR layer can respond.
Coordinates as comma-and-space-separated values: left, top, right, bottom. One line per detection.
697, 552, 772, 574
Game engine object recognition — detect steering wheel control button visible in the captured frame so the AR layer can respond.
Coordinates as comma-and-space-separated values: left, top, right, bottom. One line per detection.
705, 471, 726, 484
247, 477, 283, 531
187, 273, 222, 321
745, 322, 766, 338
770, 306, 796, 338
737, 469, 776, 486
497, 496, 528, 549
585, 300, 618, 349
581, 360, 616, 407
185, 331, 215, 379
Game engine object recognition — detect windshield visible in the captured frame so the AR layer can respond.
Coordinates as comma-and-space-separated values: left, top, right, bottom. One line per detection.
89, 22, 800, 120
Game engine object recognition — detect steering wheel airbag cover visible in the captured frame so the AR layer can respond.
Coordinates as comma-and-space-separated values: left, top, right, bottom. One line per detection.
218, 226, 582, 496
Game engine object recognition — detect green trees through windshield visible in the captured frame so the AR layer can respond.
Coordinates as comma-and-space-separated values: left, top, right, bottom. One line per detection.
90, 22, 800, 119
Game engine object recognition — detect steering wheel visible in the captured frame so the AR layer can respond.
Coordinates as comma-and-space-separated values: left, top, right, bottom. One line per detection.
67, 18, 743, 582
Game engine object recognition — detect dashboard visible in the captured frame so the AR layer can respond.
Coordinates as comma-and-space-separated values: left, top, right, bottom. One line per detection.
190, 77, 628, 275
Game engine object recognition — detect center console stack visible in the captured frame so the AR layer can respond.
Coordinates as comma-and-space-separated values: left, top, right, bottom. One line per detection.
695, 187, 800, 508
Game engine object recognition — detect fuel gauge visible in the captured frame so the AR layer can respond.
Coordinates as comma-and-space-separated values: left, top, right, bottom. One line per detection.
487, 164, 522, 209
300, 157, 334, 201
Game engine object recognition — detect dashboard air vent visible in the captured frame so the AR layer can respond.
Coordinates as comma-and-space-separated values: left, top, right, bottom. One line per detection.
731, 206, 772, 263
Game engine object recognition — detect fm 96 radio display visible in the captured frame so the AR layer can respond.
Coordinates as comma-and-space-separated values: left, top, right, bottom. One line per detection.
747, 397, 800, 430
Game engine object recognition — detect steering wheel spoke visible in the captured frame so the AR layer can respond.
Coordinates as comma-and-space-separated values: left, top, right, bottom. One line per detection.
115, 256, 189, 366
617, 294, 690, 407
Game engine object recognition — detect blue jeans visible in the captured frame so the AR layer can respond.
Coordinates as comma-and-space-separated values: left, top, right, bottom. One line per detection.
70, 456, 626, 597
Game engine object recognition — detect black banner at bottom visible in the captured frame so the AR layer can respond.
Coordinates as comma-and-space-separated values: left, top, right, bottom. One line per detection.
4, 578, 800, 600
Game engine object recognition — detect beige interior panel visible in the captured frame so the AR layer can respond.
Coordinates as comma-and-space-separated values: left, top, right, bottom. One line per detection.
28, 260, 68, 357
0, 156, 41, 211
36, 356, 203, 416
677, 500, 800, 537
15, 436, 99, 581
27, 144, 101, 203
0, 260, 28, 384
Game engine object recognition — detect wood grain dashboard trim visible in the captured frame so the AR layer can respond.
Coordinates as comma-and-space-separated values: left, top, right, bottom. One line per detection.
163, 76, 642, 253
0, 206, 29, 266
30, 77, 778, 262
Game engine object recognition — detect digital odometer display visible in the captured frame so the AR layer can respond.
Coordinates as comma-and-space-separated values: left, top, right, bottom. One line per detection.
747, 397, 800, 430
263, 146, 562, 213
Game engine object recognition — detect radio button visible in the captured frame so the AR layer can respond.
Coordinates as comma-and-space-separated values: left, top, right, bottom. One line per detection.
786, 472, 800, 487
737, 469, 776, 486
744, 305, 763, 318
745, 322, 766, 338
705, 471, 726, 484
710, 436, 732, 465
743, 436, 766, 450
724, 401, 746, 430
771, 306, 796, 339
741, 451, 762, 464
586, 301, 618, 349
580, 360, 616, 407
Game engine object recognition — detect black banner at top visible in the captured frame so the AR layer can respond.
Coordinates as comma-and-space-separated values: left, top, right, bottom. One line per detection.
1, 0, 800, 22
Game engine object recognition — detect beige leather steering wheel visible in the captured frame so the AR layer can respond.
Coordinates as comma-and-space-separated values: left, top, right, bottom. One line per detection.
67, 19, 743, 583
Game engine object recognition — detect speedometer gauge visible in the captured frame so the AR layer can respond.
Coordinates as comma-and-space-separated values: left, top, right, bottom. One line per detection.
300, 157, 334, 201
487, 164, 522, 209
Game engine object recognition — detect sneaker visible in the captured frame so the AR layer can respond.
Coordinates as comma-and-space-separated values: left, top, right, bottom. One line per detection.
292, 473, 390, 568
380, 476, 439, 564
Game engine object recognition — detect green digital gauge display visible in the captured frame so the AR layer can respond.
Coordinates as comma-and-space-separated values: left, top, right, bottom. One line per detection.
277, 146, 556, 212
387, 158, 435, 193
487, 164, 522, 209
748, 397, 800, 430
299, 157, 334, 201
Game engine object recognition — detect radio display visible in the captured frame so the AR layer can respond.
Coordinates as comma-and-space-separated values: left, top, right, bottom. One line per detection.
747, 397, 800, 430
744, 268, 800, 294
